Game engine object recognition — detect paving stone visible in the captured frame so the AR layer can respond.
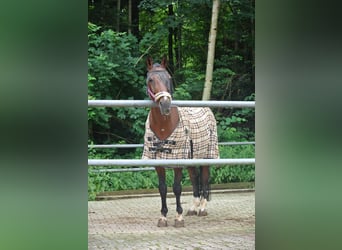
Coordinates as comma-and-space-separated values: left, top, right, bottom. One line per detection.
89, 191, 255, 249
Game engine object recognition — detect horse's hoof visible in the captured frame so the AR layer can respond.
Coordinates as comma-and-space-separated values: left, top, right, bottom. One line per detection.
174, 219, 184, 228
198, 210, 208, 216
157, 218, 168, 227
186, 210, 197, 216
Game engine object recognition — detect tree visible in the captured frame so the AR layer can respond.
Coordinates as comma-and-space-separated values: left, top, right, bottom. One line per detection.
202, 0, 220, 101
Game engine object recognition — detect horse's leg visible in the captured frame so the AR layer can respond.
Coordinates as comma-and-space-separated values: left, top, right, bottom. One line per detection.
156, 166, 168, 227
173, 167, 184, 227
186, 167, 201, 216
198, 165, 210, 216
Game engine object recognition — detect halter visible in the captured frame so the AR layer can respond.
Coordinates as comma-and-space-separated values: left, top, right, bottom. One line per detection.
148, 88, 172, 103
146, 69, 173, 103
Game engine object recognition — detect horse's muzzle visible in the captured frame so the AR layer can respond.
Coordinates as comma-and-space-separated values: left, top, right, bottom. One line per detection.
159, 96, 171, 116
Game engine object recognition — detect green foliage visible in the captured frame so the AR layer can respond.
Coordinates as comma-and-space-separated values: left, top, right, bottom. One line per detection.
211, 144, 255, 184
217, 110, 254, 142
88, 22, 147, 143
88, 74, 111, 130
114, 106, 149, 138
89, 167, 178, 201
172, 85, 192, 100
88, 22, 144, 100
139, 0, 171, 12
176, 69, 206, 100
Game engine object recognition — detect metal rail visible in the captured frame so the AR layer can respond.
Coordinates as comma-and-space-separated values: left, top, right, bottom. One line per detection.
88, 141, 255, 149
89, 167, 156, 173
89, 144, 143, 149
88, 158, 255, 167
88, 100, 255, 108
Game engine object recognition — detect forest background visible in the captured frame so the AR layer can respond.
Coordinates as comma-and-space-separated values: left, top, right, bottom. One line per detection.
88, 0, 255, 200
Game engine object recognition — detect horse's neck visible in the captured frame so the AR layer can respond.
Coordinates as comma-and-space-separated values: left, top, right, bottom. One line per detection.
149, 107, 179, 140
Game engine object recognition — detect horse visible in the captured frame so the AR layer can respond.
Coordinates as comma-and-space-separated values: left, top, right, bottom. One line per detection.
142, 57, 219, 227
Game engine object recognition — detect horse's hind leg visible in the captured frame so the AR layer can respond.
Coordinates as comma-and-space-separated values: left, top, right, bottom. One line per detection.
198, 165, 210, 216
156, 167, 168, 227
173, 168, 184, 227
186, 167, 201, 216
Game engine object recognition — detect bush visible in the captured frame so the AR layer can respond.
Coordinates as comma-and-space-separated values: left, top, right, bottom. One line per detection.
211, 144, 255, 183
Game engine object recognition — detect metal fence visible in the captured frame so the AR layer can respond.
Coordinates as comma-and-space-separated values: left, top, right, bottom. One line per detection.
88, 141, 255, 149
88, 100, 255, 108
88, 100, 255, 172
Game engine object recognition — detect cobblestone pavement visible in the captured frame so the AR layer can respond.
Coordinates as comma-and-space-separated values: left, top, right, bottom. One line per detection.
88, 191, 255, 249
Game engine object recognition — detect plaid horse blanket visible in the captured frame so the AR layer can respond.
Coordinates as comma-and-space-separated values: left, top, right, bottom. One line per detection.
142, 107, 219, 160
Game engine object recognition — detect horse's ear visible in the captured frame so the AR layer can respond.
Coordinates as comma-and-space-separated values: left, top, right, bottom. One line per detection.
146, 56, 153, 70
161, 56, 168, 69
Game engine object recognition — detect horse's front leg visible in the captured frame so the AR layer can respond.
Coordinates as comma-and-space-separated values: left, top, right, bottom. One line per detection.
173, 167, 184, 227
186, 167, 201, 216
156, 166, 168, 227
198, 165, 210, 216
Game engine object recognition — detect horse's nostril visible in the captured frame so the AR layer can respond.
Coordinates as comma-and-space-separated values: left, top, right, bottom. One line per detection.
159, 97, 171, 116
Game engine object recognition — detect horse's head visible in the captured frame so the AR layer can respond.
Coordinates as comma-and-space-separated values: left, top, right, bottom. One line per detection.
146, 57, 173, 116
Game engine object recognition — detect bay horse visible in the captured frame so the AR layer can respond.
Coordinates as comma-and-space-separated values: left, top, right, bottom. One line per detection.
142, 57, 219, 227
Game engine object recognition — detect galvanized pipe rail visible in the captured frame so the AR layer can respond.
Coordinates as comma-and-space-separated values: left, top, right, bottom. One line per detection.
88, 158, 255, 167
89, 158, 256, 173
90, 167, 156, 173
88, 141, 255, 149
88, 100, 255, 108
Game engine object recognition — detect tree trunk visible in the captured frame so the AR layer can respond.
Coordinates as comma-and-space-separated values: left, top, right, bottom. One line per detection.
202, 0, 220, 101
168, 4, 174, 74
174, 23, 182, 86
128, 0, 132, 34
131, 0, 140, 39
116, 0, 121, 32
250, 0, 255, 83
174, 1, 181, 70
